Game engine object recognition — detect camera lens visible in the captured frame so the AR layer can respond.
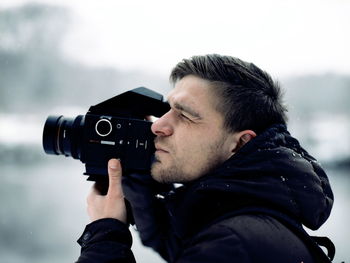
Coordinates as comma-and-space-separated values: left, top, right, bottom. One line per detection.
42, 115, 84, 159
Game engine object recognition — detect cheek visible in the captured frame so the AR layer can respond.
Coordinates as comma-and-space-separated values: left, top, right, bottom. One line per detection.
172, 126, 227, 163
174, 136, 210, 166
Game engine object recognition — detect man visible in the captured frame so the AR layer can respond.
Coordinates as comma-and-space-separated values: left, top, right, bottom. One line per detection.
76, 54, 334, 263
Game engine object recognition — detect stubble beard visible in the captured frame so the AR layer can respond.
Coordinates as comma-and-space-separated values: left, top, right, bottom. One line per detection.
151, 158, 185, 184
151, 135, 229, 184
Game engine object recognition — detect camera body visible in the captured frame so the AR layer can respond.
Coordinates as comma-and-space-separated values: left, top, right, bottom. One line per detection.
42, 87, 169, 182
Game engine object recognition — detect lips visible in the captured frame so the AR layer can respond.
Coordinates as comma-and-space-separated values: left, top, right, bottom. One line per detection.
155, 144, 169, 153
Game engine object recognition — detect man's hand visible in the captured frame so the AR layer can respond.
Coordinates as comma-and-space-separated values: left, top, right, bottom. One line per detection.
87, 159, 127, 223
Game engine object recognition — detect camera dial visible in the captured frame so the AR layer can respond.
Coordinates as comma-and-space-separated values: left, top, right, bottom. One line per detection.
95, 118, 112, 137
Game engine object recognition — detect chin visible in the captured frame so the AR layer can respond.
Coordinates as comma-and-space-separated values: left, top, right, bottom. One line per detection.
150, 162, 161, 178
150, 171, 165, 184
150, 164, 174, 184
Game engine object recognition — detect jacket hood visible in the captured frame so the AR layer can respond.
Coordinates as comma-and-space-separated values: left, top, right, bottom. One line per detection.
169, 124, 334, 236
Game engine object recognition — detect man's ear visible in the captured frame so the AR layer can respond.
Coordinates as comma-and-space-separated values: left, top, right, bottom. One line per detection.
232, 130, 257, 153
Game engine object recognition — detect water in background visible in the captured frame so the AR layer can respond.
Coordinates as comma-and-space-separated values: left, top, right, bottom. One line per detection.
0, 147, 166, 263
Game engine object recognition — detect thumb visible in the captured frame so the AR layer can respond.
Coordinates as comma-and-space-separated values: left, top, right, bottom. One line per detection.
107, 158, 124, 199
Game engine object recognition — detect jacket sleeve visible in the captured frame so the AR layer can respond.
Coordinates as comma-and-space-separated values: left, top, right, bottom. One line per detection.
122, 173, 174, 261
76, 218, 136, 263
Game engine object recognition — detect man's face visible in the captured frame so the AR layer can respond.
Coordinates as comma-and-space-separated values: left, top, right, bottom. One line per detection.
150, 75, 240, 184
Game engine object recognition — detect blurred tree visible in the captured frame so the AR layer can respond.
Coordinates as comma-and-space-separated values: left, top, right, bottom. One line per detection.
0, 3, 70, 111
0, 3, 169, 114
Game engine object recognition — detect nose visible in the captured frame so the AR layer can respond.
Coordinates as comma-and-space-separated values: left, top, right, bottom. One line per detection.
151, 111, 173, 137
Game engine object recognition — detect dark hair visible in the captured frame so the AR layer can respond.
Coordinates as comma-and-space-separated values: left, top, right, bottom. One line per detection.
170, 54, 287, 134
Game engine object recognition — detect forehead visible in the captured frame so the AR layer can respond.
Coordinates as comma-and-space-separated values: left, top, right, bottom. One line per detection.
167, 75, 218, 113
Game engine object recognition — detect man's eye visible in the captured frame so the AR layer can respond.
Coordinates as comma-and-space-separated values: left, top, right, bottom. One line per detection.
180, 113, 192, 122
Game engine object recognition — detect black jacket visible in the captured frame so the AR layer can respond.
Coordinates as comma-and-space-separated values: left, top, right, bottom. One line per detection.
76, 124, 334, 263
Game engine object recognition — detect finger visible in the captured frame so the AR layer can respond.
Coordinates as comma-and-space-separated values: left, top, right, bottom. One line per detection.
107, 159, 124, 198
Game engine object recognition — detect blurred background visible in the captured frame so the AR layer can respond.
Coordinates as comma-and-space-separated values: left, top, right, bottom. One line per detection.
0, 0, 349, 262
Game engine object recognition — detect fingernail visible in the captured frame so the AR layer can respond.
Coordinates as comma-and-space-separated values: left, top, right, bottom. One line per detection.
109, 159, 120, 169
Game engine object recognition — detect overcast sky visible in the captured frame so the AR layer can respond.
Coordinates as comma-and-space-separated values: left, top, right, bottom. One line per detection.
1, 0, 350, 78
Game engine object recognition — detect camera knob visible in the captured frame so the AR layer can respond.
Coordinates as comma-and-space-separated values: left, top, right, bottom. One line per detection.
95, 119, 112, 137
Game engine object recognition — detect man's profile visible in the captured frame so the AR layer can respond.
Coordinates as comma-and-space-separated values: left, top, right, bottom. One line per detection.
76, 54, 334, 263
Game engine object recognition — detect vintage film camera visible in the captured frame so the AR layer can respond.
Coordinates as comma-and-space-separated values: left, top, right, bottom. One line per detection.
42, 87, 169, 183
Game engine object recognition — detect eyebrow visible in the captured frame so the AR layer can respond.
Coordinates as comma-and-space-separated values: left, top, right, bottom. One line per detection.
173, 102, 202, 119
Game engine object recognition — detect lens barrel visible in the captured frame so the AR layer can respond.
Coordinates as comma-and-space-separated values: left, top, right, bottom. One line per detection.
42, 115, 84, 159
